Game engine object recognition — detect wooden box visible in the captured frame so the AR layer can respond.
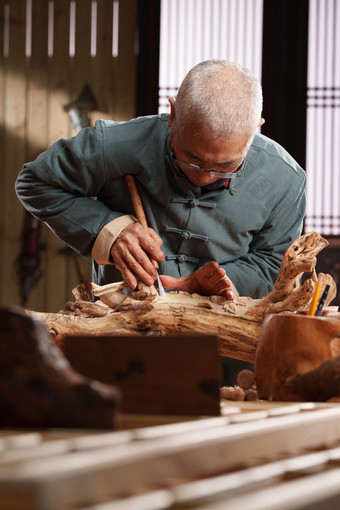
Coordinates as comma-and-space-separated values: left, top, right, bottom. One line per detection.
56, 335, 221, 416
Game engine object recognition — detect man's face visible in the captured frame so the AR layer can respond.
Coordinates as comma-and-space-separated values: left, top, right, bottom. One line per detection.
170, 122, 251, 187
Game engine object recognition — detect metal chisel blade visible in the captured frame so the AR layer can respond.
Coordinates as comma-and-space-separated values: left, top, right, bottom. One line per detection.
157, 272, 166, 297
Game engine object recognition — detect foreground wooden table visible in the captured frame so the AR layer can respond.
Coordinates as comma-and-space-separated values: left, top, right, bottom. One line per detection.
2, 401, 340, 510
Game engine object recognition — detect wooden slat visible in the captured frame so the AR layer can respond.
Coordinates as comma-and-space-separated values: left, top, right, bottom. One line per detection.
79, 461, 340, 510
192, 468, 340, 510
0, 0, 6, 297
0, 430, 133, 464
64, 0, 93, 299
91, 0, 114, 121
81, 490, 174, 510
115, 0, 137, 120
2, 0, 27, 307
27, 0, 49, 160
69, 0, 92, 130
44, 0, 75, 312
23, 0, 49, 312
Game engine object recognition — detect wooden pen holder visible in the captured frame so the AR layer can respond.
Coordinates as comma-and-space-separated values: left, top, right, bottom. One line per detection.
255, 313, 340, 401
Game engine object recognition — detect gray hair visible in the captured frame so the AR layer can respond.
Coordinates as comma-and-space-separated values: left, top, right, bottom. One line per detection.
174, 60, 263, 140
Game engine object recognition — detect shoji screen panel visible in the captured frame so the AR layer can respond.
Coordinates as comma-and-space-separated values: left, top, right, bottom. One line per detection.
158, 0, 263, 113
305, 0, 340, 235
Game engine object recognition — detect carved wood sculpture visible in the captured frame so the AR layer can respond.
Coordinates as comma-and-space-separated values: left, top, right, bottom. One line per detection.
0, 307, 121, 428
29, 232, 337, 365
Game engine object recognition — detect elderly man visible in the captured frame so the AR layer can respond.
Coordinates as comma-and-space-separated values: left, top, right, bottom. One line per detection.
15, 60, 306, 384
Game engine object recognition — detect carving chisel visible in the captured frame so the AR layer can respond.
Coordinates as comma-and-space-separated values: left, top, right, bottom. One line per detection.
124, 174, 165, 297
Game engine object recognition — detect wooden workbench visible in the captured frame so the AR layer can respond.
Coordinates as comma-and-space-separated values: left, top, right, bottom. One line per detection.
2, 401, 340, 510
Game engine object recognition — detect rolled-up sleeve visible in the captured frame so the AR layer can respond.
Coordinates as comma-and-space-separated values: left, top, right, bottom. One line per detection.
91, 215, 136, 265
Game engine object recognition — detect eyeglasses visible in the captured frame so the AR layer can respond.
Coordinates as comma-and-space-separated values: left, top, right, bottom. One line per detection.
170, 143, 246, 179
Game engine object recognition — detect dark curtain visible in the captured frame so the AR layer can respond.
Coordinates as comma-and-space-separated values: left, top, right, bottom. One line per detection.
136, 0, 161, 116
261, 0, 309, 169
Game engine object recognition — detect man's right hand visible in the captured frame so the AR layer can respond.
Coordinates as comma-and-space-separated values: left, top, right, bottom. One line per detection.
110, 222, 164, 289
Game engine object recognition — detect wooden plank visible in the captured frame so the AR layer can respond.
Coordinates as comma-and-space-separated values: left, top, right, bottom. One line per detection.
23, 0, 49, 312
193, 468, 340, 510
1, 406, 340, 509
115, 0, 137, 119
44, 0, 76, 312
91, 0, 114, 121
1, 0, 27, 307
79, 463, 340, 510
80, 490, 174, 510
26, 0, 49, 160
57, 334, 221, 415
0, 430, 132, 464
0, 0, 6, 305
169, 446, 340, 509
69, 0, 92, 127
64, 0, 93, 298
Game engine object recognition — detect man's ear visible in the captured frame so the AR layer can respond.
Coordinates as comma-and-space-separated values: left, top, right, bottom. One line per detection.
259, 117, 265, 127
168, 97, 176, 127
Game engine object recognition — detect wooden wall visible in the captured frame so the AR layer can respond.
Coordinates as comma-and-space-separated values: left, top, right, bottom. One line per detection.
0, 0, 137, 312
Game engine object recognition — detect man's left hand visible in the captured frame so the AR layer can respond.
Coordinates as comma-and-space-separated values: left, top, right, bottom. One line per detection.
159, 261, 236, 300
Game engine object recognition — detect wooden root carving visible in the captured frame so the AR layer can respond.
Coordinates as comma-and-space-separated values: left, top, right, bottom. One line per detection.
30, 232, 337, 364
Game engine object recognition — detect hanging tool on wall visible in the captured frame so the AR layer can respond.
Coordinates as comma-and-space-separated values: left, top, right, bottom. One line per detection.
16, 211, 43, 307
63, 84, 98, 130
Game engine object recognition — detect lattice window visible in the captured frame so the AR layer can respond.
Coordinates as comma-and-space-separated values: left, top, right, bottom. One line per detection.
2, 0, 120, 59
305, 0, 340, 235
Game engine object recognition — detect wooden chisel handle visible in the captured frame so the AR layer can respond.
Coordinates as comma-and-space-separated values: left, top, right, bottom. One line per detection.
124, 174, 165, 297
124, 174, 148, 228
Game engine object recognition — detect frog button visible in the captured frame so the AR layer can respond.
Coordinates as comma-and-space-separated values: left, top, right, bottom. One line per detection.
176, 254, 186, 263
181, 231, 191, 239
189, 199, 199, 207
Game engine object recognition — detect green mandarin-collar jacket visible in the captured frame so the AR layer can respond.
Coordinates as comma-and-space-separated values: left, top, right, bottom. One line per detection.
15, 114, 306, 298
